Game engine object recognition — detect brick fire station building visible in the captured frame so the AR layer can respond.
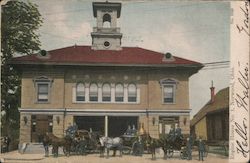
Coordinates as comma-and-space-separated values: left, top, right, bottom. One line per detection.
11, 1, 203, 146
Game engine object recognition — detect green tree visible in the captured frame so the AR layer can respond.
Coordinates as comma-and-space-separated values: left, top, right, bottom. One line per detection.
1, 1, 43, 149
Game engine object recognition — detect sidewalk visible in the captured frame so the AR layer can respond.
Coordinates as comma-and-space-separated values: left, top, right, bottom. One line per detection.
0, 150, 45, 162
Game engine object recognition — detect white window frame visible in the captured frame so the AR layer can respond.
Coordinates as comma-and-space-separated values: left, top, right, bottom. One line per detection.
33, 76, 53, 103
115, 83, 124, 102
72, 81, 140, 104
89, 83, 98, 102
128, 83, 137, 102
76, 83, 85, 102
102, 83, 111, 102
160, 78, 178, 104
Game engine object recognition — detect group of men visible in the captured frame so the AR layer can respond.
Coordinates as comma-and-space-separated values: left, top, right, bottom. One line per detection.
65, 123, 206, 160
168, 124, 183, 141
186, 136, 206, 161
168, 124, 206, 161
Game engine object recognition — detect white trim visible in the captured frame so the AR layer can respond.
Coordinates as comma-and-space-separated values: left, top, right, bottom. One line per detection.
72, 86, 76, 103
111, 86, 115, 102
85, 87, 89, 102
124, 85, 128, 102
105, 116, 108, 137
19, 108, 190, 116
98, 86, 102, 102
137, 88, 140, 104
19, 108, 65, 115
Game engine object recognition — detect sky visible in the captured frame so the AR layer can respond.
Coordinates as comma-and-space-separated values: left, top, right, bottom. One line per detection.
25, 0, 230, 117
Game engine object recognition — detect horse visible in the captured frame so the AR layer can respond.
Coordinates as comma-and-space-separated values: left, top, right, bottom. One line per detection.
99, 136, 123, 158
141, 132, 179, 160
42, 133, 72, 157
144, 134, 169, 160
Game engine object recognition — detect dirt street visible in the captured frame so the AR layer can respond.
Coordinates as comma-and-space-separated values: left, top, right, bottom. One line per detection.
1, 150, 229, 163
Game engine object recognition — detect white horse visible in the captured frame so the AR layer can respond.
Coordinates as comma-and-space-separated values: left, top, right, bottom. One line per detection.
99, 136, 123, 158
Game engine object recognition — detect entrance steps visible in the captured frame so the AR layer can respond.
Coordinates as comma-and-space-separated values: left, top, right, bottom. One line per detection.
19, 143, 65, 155
21, 143, 45, 154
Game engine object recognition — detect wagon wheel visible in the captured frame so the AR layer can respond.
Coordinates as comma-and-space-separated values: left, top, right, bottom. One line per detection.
63, 146, 69, 155
204, 145, 209, 157
179, 147, 187, 160
166, 148, 174, 158
76, 143, 87, 155
122, 146, 131, 155
180, 150, 184, 160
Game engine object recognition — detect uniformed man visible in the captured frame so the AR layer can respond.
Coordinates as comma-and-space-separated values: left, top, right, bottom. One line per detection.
66, 122, 78, 137
3, 136, 11, 152
186, 137, 192, 160
131, 124, 137, 136
168, 126, 175, 141
198, 138, 205, 161
43, 132, 49, 157
125, 125, 131, 135
175, 124, 182, 138
132, 135, 143, 156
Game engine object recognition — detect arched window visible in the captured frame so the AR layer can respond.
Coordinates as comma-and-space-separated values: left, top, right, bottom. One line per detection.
115, 83, 124, 102
103, 13, 111, 28
76, 83, 85, 101
89, 83, 98, 102
128, 83, 137, 102
102, 83, 111, 102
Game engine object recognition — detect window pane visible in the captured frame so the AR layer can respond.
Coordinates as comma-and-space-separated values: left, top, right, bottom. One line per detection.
163, 85, 174, 103
90, 96, 98, 102
115, 84, 124, 98
77, 96, 85, 101
128, 84, 137, 102
102, 83, 111, 96
128, 97, 136, 102
102, 96, 111, 102
38, 84, 48, 102
90, 83, 98, 101
77, 83, 85, 92
90, 83, 98, 95
115, 97, 123, 102
76, 83, 85, 101
38, 84, 48, 93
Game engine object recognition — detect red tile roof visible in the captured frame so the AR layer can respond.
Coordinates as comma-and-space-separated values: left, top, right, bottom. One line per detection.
11, 45, 203, 68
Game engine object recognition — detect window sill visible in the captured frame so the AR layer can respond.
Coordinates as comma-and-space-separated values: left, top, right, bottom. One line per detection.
162, 102, 176, 105
35, 101, 50, 104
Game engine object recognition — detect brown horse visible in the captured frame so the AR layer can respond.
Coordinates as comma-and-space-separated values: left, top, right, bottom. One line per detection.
145, 134, 169, 160
43, 133, 72, 157
142, 133, 172, 160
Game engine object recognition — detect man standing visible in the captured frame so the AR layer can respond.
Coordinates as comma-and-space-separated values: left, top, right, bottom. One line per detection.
198, 138, 205, 161
186, 137, 192, 160
168, 126, 175, 141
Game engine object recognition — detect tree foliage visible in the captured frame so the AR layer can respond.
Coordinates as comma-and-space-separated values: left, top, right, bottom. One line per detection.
1, 1, 43, 142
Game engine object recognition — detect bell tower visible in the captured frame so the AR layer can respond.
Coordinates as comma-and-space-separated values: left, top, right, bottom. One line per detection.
91, 1, 122, 50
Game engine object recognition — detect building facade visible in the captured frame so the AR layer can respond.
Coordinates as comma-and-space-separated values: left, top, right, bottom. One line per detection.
11, 1, 203, 145
190, 86, 229, 144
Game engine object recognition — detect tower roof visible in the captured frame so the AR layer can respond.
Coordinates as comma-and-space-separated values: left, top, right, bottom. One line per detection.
92, 2, 121, 18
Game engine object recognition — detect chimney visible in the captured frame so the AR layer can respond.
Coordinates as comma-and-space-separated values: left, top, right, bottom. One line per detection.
210, 81, 215, 103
